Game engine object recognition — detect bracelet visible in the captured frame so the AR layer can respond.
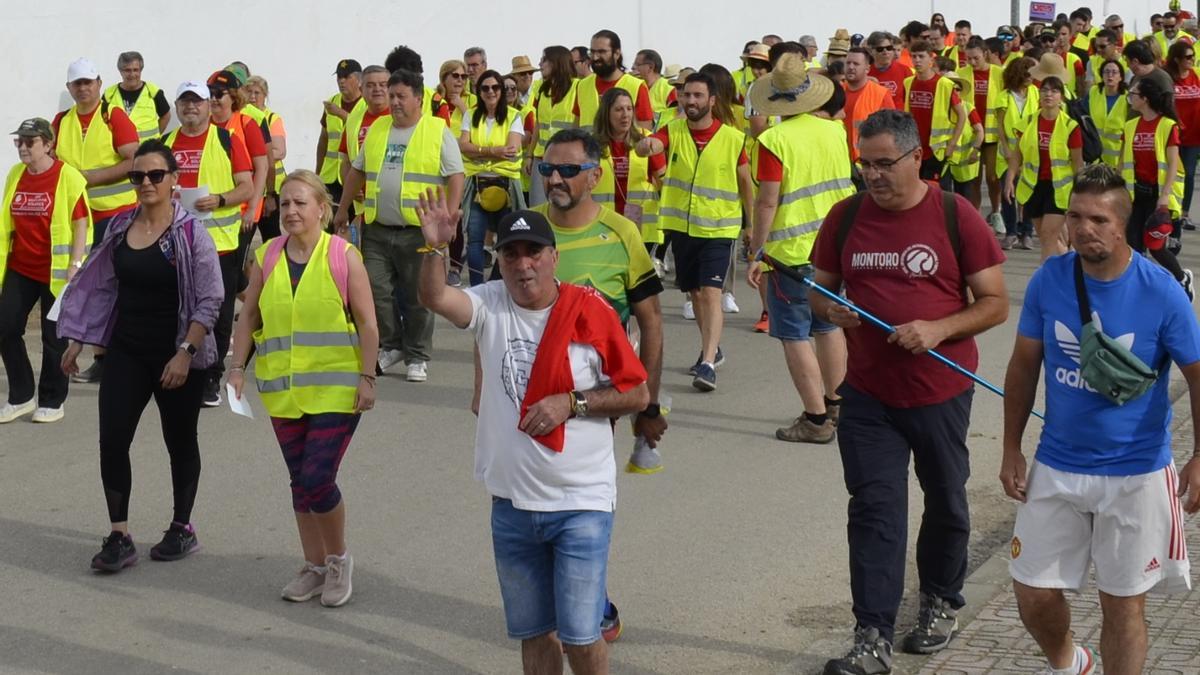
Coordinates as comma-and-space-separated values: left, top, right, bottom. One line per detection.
417, 243, 449, 256
230, 365, 245, 373
360, 373, 376, 384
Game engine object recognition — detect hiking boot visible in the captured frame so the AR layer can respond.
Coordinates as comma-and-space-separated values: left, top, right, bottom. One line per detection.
72, 358, 104, 384
823, 626, 893, 675
601, 602, 623, 642
321, 553, 354, 607
688, 347, 724, 375
626, 437, 663, 474
282, 563, 327, 602
754, 311, 769, 333
1037, 645, 1096, 675
0, 398, 35, 424
150, 522, 199, 561
31, 406, 64, 423
692, 363, 716, 392
91, 531, 138, 573
1000, 235, 1017, 250
1182, 269, 1195, 302
776, 417, 836, 444
900, 592, 959, 654
202, 379, 222, 408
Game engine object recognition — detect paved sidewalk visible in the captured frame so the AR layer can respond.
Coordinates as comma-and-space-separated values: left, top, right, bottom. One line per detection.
920, 385, 1200, 675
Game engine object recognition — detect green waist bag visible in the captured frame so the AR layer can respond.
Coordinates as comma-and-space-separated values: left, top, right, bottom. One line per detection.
1074, 257, 1160, 406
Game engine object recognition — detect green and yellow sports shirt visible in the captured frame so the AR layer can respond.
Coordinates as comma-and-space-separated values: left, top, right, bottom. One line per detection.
533, 203, 663, 322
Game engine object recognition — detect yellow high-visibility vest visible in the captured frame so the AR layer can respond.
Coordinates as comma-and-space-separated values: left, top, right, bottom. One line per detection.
319, 94, 365, 185
253, 231, 361, 418
956, 64, 1004, 142
576, 73, 644, 134
0, 161, 93, 296
594, 136, 661, 244
648, 77, 672, 127
164, 125, 241, 252
903, 75, 958, 160
103, 82, 163, 140
532, 81, 579, 158
659, 118, 746, 238
54, 101, 137, 213
360, 115, 447, 225
463, 113, 521, 179
1088, 86, 1129, 168
1121, 115, 1186, 215
995, 85, 1040, 179
1015, 110, 1078, 210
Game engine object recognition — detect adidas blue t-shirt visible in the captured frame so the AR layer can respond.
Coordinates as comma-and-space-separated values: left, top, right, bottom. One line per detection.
1018, 252, 1200, 475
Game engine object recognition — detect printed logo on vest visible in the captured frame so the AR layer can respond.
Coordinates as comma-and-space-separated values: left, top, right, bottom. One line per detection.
10, 192, 51, 215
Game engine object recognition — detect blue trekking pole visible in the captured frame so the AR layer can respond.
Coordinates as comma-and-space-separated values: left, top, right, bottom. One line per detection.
762, 255, 1043, 420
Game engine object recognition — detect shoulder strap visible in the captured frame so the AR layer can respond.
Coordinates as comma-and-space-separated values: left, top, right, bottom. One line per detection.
261, 235, 289, 285
942, 189, 961, 261
1073, 255, 1093, 326
215, 125, 233, 158
834, 192, 868, 256
327, 234, 351, 309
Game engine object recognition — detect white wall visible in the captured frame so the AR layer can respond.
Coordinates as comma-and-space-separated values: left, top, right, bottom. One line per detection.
0, 0, 1176, 172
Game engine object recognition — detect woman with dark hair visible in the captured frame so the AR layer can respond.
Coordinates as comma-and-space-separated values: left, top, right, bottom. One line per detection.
930, 13, 952, 47
995, 56, 1039, 250
458, 69, 525, 285
1165, 41, 1200, 230
592, 87, 666, 252
527, 46, 579, 206
1089, 59, 1128, 168
697, 63, 740, 128
1123, 76, 1193, 297
58, 139, 224, 572
1003, 76, 1083, 260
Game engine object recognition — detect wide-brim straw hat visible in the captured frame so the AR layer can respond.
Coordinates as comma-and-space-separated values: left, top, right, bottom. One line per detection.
509, 55, 537, 75
1029, 53, 1069, 82
941, 70, 972, 92
748, 52, 834, 115
742, 42, 770, 65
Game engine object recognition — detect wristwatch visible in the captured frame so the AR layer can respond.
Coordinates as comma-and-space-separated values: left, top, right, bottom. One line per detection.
569, 390, 589, 418
639, 403, 661, 419
217, 194, 227, 208
178, 342, 198, 357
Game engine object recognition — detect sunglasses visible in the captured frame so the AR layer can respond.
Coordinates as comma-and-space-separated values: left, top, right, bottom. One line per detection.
12, 137, 40, 148
536, 162, 598, 178
874, 45, 895, 52
208, 88, 228, 99
128, 169, 171, 185
478, 83, 503, 93
447, 72, 466, 80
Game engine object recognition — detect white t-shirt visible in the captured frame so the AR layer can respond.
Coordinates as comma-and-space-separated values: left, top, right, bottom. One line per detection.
466, 281, 616, 512
350, 124, 463, 226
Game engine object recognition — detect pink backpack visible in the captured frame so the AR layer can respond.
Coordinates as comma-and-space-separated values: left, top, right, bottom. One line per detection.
261, 234, 351, 308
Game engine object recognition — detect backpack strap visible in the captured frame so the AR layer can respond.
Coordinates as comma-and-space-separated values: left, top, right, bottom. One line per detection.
214, 125, 233, 159
834, 192, 868, 257
327, 234, 351, 309
942, 188, 961, 260
261, 235, 289, 284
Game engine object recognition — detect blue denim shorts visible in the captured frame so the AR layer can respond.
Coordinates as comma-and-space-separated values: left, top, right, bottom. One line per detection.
765, 264, 836, 341
490, 498, 613, 645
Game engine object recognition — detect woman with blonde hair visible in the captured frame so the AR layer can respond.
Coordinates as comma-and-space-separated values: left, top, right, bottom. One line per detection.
229, 169, 379, 607
242, 75, 287, 241
431, 60, 471, 137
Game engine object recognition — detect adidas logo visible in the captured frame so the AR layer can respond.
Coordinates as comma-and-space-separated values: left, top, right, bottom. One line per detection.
1054, 317, 1135, 393
1145, 557, 1160, 573
509, 217, 531, 231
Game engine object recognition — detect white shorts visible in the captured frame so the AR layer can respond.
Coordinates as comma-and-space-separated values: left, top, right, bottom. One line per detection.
1009, 459, 1191, 596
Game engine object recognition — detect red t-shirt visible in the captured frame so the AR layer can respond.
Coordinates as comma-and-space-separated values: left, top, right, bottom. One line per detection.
756, 145, 784, 182
573, 77, 655, 123
971, 69, 990, 118
51, 106, 140, 221
170, 127, 253, 189
8, 160, 88, 284
338, 110, 386, 154
609, 141, 666, 214
810, 186, 1006, 407
1035, 116, 1083, 179
906, 75, 962, 159
223, 114, 268, 158
1132, 116, 1180, 185
869, 62, 914, 109
1174, 71, 1200, 146
650, 119, 749, 164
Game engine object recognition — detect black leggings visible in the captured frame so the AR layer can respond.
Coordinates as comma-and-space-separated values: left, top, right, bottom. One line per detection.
1129, 182, 1185, 280
98, 348, 204, 524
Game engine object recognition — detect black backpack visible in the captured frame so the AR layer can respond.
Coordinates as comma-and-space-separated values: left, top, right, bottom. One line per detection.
1066, 97, 1103, 164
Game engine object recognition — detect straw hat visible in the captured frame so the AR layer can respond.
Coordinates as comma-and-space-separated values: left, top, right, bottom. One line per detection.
509, 55, 537, 76
742, 42, 770, 65
826, 28, 852, 57
941, 70, 971, 92
670, 66, 696, 85
748, 52, 835, 115
1029, 53, 1068, 82
662, 63, 683, 80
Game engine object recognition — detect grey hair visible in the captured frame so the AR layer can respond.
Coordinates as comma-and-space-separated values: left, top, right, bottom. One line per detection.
362, 64, 389, 77
1105, 14, 1122, 25
117, 51, 144, 68
799, 34, 818, 47
464, 47, 487, 61
866, 31, 898, 47
858, 110, 920, 152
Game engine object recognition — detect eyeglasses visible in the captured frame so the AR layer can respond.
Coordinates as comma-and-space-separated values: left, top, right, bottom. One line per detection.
537, 161, 598, 178
478, 84, 502, 93
855, 147, 918, 174
127, 169, 170, 185
874, 45, 895, 52
1186, 53, 1197, 59
447, 72, 466, 80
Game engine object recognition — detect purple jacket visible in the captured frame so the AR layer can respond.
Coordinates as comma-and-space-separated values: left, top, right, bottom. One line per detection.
57, 202, 224, 369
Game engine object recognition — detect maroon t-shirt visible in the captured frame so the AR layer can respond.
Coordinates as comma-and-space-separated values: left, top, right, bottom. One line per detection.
811, 186, 1006, 408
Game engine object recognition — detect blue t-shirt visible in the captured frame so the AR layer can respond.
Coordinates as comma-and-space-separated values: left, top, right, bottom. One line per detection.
1018, 252, 1200, 475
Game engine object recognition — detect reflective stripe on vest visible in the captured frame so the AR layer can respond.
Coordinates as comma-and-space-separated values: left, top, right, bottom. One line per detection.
361, 115, 448, 225
658, 119, 746, 238
995, 85, 1040, 180
252, 232, 360, 417
533, 80, 579, 157
54, 103, 137, 212
956, 65, 1003, 143
1015, 110, 1077, 210
1088, 86, 1128, 169
0, 161, 93, 296
904, 75, 957, 160
164, 125, 241, 251
464, 113, 521, 179
320, 95, 365, 184
576, 73, 644, 134
1121, 115, 1186, 215
595, 135, 662, 243
103, 82, 163, 140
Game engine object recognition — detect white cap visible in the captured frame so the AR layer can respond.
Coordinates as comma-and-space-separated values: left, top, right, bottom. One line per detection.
175, 80, 210, 100
66, 58, 100, 82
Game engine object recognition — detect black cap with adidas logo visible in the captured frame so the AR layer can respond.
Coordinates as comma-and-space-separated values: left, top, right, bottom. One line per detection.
495, 210, 556, 250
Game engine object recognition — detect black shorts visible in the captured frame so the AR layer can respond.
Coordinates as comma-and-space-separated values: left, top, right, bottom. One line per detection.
919, 156, 944, 181
675, 233, 734, 293
1021, 179, 1064, 219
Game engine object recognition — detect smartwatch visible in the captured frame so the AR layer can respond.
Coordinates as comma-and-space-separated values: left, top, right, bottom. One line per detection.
178, 342, 198, 357
639, 403, 662, 419
217, 194, 227, 208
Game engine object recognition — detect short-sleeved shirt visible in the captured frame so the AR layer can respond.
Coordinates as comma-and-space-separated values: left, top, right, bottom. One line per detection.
350, 124, 464, 226
971, 68, 990, 115
608, 140, 665, 215
224, 115, 268, 159
906, 75, 962, 159
1018, 252, 1200, 475
869, 62, 914, 108
531, 203, 663, 322
573, 78, 654, 123
1037, 116, 1083, 179
7, 160, 88, 283
115, 84, 172, 119
1174, 70, 1200, 145
810, 186, 1006, 407
338, 110, 386, 155
51, 105, 140, 221
169, 127, 253, 189
650, 119, 749, 164
1132, 116, 1180, 184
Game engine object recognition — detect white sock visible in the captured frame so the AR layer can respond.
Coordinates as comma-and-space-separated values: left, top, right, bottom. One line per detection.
1047, 645, 1084, 675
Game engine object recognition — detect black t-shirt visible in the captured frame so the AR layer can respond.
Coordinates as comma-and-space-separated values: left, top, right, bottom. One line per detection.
112, 234, 179, 354
117, 84, 172, 118
286, 254, 307, 296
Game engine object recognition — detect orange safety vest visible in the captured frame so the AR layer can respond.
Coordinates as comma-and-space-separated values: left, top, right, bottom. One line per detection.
218, 111, 263, 222
843, 81, 892, 162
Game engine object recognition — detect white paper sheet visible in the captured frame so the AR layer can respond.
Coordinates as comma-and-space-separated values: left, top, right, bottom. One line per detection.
179, 186, 211, 216
47, 290, 64, 322
226, 383, 254, 419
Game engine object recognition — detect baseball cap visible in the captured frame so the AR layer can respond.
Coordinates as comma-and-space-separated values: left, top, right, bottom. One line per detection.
66, 58, 100, 82
495, 210, 556, 249
997, 25, 1018, 39
335, 59, 363, 77
207, 69, 240, 91
176, 80, 210, 100
12, 118, 54, 141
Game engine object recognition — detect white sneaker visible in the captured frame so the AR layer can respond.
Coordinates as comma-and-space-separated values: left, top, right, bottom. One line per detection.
31, 406, 64, 423
682, 300, 695, 320
406, 362, 428, 382
987, 212, 1005, 234
722, 292, 740, 313
0, 399, 35, 424
377, 348, 403, 372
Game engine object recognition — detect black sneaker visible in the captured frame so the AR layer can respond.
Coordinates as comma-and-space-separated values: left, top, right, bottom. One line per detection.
823, 626, 893, 675
202, 378, 222, 408
71, 358, 104, 384
687, 346, 725, 375
150, 523, 199, 561
91, 531, 138, 573
899, 592, 959, 654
